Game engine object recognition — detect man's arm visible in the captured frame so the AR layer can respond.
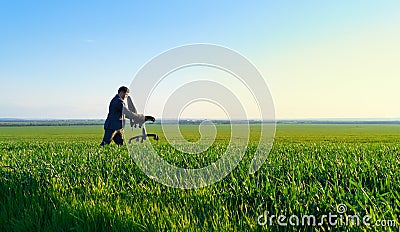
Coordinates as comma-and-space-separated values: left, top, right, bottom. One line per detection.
122, 106, 145, 124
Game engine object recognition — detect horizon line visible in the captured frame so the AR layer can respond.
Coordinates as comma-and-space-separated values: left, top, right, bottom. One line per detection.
1, 117, 400, 121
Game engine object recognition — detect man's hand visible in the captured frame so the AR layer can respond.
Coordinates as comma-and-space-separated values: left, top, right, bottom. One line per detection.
145, 116, 156, 122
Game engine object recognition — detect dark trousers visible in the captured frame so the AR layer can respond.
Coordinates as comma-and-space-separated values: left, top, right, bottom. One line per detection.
100, 129, 124, 146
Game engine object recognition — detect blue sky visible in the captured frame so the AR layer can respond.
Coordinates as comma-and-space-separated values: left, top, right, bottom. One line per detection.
1, 1, 399, 119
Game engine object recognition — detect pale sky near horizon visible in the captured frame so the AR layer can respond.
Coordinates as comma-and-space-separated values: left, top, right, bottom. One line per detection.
0, 1, 399, 119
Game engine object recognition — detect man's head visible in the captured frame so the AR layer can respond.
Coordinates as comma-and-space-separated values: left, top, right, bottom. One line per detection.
118, 86, 130, 100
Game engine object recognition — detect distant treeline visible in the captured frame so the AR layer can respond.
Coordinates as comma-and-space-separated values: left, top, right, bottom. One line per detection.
0, 120, 104, 127
1, 119, 400, 127
278, 120, 400, 124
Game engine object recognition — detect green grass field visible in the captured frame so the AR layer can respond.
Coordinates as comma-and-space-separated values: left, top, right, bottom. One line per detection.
0, 124, 399, 231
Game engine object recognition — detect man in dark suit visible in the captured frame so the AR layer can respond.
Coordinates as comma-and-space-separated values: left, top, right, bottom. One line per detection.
100, 86, 154, 146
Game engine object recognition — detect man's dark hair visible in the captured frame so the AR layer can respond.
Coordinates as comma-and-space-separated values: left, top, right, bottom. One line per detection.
118, 86, 129, 94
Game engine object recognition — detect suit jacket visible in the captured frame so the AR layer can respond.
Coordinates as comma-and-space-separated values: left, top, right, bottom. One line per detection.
104, 94, 145, 130
104, 94, 125, 130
